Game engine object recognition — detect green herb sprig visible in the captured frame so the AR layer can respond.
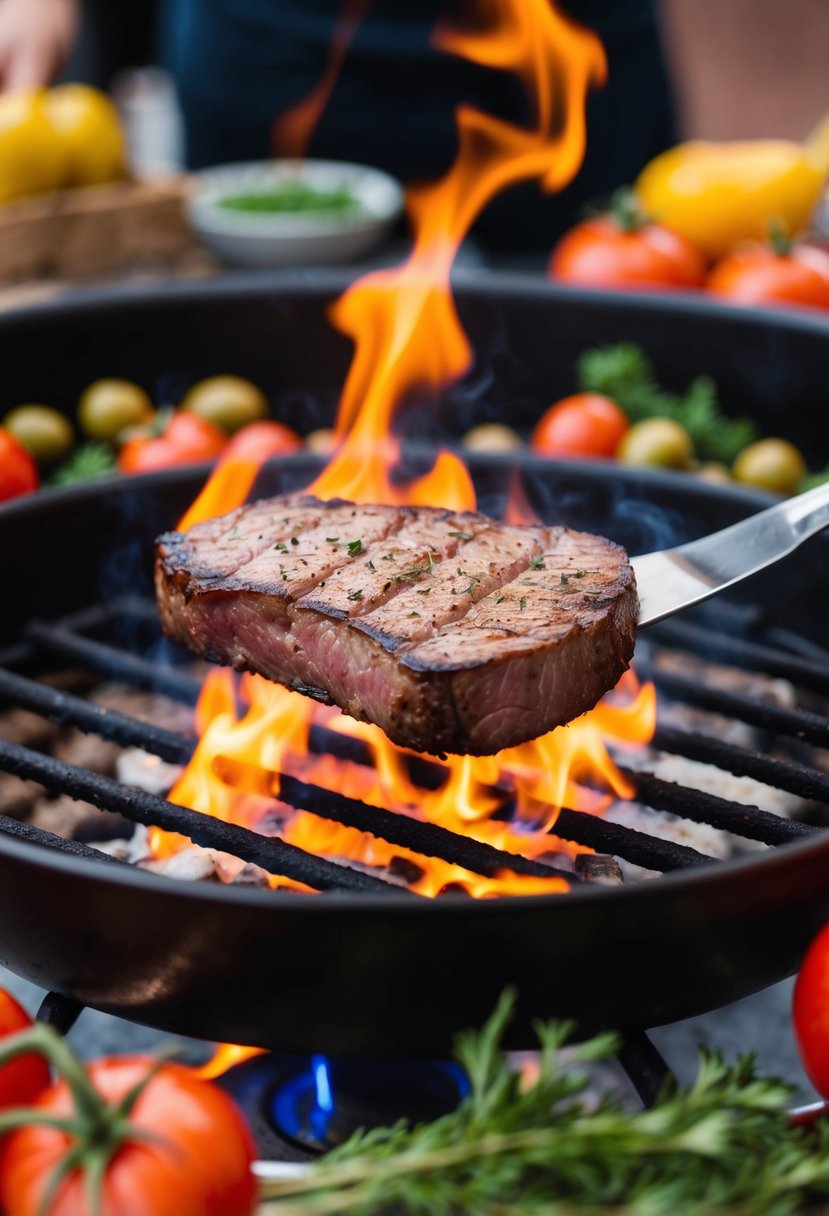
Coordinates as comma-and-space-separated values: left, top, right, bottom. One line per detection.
578, 343, 757, 464
261, 991, 829, 1216
48, 443, 116, 488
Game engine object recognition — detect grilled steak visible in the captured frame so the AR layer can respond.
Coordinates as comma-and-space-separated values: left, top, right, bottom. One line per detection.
155, 494, 638, 755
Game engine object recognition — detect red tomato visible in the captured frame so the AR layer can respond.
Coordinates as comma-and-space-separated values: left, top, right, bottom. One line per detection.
531, 393, 630, 458
707, 242, 829, 310
0, 991, 49, 1112
549, 193, 706, 290
0, 430, 38, 502
222, 420, 302, 464
118, 412, 227, 475
0, 1057, 257, 1216
793, 922, 829, 1097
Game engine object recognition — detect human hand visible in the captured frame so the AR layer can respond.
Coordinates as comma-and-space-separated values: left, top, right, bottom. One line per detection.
0, 0, 78, 91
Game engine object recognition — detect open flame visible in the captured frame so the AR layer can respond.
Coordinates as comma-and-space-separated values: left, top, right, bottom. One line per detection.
195, 1042, 266, 1081
156, 2, 654, 899
312, 0, 604, 506
154, 668, 654, 898
272, 0, 372, 160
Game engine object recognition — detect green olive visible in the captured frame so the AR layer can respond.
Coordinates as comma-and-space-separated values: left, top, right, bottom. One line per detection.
78, 379, 154, 442
3, 404, 74, 466
616, 418, 694, 470
732, 438, 807, 496
181, 375, 268, 435
462, 423, 523, 453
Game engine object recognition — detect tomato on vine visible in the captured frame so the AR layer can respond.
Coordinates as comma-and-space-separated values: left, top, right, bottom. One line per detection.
0, 1024, 257, 1216
0, 990, 50, 1112
794, 922, 829, 1098
549, 189, 707, 290
708, 226, 829, 311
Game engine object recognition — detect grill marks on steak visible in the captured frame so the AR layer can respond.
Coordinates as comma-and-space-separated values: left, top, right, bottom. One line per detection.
203, 502, 401, 596
156, 495, 638, 755
297, 509, 478, 621
353, 521, 541, 649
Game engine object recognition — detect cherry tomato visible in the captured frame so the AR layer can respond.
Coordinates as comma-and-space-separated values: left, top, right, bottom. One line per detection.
0, 429, 38, 501
707, 241, 829, 310
118, 412, 227, 475
0, 1057, 257, 1216
531, 393, 629, 459
0, 990, 50, 1112
794, 922, 829, 1098
222, 420, 302, 463
549, 190, 707, 290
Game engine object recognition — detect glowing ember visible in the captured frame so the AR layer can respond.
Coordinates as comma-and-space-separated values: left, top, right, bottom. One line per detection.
156, 1, 654, 898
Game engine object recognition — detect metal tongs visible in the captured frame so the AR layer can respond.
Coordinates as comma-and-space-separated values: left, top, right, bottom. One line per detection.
633, 479, 829, 628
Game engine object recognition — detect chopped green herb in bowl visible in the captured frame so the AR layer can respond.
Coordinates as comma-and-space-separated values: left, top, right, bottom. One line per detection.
189, 158, 404, 265
218, 181, 361, 216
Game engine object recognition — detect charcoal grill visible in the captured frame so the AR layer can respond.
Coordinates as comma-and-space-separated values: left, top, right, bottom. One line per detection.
1, 275, 829, 1056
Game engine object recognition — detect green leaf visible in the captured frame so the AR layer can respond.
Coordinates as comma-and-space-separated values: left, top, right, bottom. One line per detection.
577, 343, 757, 464
48, 443, 116, 488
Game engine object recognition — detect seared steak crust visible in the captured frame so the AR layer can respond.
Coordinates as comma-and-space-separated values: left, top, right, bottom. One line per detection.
156, 495, 638, 755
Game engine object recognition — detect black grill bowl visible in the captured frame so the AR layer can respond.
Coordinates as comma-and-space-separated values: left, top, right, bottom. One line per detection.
1, 274, 829, 1054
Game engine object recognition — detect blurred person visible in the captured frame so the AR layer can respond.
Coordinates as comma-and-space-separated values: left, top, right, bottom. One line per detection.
0, 0, 676, 252
162, 0, 676, 251
0, 0, 158, 93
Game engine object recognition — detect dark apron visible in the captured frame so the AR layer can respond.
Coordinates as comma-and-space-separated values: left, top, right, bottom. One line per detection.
162, 0, 676, 252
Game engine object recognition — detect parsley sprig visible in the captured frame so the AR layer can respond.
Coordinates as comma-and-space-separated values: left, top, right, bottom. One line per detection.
261, 991, 829, 1215
48, 443, 116, 488
578, 343, 757, 464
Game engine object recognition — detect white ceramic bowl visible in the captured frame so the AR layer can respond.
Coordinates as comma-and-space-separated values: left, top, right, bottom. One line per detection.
188, 159, 405, 267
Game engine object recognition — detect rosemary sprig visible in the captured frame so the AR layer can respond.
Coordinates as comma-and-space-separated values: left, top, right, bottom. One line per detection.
578, 343, 757, 464
260, 991, 829, 1215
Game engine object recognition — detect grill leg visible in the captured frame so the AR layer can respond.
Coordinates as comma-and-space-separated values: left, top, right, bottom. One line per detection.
618, 1031, 675, 1107
37, 992, 84, 1035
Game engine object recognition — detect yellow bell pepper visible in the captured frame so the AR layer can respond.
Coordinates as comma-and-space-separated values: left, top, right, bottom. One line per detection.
635, 115, 829, 260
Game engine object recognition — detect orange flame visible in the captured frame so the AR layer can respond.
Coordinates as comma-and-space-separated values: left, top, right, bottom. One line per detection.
155, 668, 655, 896
157, 3, 650, 900
311, 0, 604, 507
177, 457, 263, 535
272, 0, 372, 159
194, 1042, 266, 1080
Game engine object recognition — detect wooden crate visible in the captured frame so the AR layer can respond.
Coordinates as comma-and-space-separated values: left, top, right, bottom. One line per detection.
0, 177, 196, 282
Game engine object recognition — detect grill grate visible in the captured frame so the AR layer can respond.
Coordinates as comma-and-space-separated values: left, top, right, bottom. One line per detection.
0, 595, 827, 897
